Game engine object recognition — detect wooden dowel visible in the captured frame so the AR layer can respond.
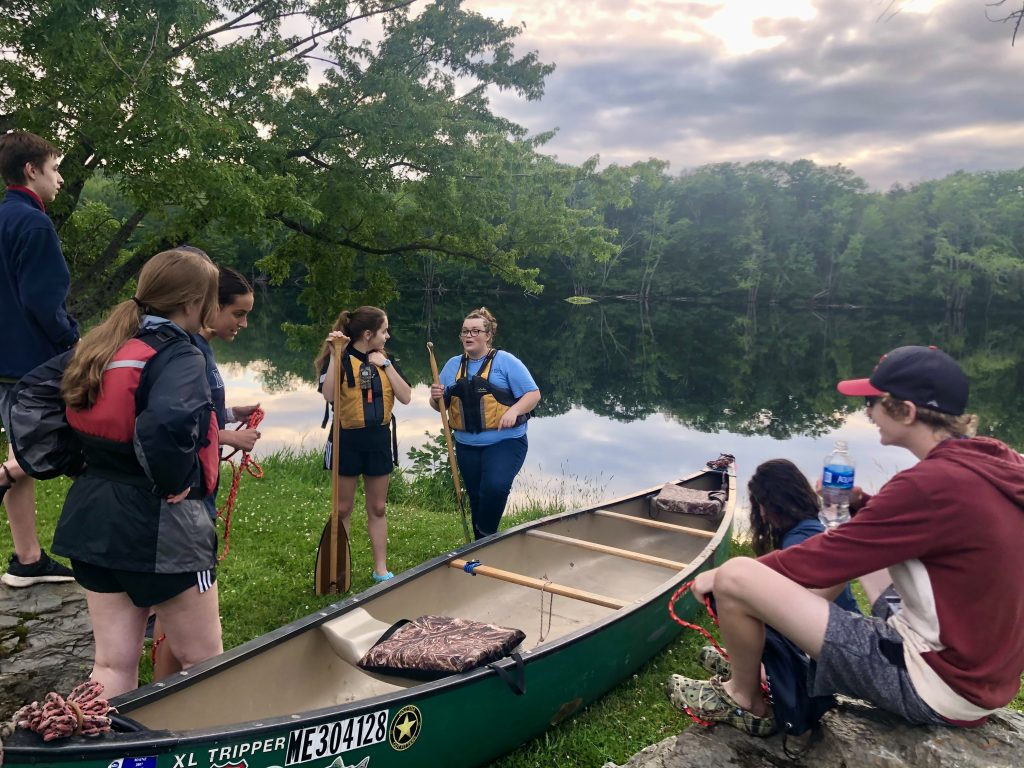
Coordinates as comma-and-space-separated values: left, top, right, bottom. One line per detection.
448, 559, 627, 609
594, 509, 716, 539
526, 530, 687, 570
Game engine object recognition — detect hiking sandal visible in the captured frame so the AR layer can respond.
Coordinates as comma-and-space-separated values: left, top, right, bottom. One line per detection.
666, 674, 777, 737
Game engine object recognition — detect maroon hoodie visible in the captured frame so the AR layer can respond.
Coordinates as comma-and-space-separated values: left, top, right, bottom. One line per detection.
760, 437, 1024, 721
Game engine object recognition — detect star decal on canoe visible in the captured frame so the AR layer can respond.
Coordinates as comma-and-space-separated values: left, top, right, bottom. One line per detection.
387, 705, 422, 752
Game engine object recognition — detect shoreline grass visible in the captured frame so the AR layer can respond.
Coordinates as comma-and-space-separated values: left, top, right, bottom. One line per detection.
2, 446, 1022, 767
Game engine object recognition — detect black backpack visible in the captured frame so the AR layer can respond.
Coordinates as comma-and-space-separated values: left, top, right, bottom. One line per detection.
6, 331, 181, 480
762, 625, 837, 746
6, 350, 84, 479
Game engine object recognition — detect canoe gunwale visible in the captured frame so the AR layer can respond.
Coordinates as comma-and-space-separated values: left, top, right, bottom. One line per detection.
5, 468, 735, 760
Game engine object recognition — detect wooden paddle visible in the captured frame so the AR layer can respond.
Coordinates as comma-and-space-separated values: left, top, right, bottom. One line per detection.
427, 342, 472, 543
315, 336, 352, 594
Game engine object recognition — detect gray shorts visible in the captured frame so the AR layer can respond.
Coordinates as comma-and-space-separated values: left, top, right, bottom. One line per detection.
810, 590, 947, 725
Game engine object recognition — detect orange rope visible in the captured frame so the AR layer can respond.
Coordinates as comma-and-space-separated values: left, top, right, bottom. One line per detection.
14, 681, 111, 742
217, 407, 265, 561
667, 580, 771, 728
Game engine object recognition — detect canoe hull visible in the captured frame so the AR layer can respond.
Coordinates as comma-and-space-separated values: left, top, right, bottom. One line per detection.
4, 469, 734, 768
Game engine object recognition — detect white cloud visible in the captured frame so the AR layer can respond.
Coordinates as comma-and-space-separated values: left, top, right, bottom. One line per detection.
465, 0, 1022, 187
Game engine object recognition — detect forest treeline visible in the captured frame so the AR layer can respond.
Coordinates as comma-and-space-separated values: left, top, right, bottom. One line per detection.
481, 159, 1024, 316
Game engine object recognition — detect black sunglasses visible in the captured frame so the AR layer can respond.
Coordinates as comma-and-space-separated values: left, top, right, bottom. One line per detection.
864, 396, 880, 408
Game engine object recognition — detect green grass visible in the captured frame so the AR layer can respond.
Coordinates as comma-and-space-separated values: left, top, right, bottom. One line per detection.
3, 450, 1023, 767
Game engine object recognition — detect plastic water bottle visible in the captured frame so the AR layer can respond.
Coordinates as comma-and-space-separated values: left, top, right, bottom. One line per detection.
820, 441, 854, 529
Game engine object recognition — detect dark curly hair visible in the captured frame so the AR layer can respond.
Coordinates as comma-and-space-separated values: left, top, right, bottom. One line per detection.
748, 459, 821, 556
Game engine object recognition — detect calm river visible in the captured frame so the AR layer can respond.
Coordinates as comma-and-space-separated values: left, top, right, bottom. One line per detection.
214, 291, 1024, 522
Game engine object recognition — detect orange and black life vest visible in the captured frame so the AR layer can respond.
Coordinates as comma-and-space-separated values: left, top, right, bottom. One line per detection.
446, 349, 531, 434
329, 347, 395, 430
66, 329, 219, 497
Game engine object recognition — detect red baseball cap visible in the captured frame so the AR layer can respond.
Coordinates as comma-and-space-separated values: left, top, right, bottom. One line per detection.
837, 345, 969, 415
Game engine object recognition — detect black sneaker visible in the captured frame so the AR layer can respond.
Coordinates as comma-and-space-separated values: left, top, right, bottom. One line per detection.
1, 549, 76, 588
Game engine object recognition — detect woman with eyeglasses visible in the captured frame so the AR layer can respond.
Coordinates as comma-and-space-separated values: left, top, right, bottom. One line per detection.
429, 307, 541, 539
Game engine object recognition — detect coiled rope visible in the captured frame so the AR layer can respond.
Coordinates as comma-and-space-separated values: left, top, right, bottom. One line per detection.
217, 406, 265, 561
0, 681, 111, 765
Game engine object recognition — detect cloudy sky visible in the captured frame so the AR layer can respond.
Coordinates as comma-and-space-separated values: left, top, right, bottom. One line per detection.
465, 0, 1024, 189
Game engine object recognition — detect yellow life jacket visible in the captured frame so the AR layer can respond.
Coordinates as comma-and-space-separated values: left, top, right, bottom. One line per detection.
333, 348, 395, 430
446, 349, 531, 433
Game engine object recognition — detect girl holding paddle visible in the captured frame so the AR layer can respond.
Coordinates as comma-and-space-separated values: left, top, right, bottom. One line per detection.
429, 307, 541, 539
316, 307, 411, 582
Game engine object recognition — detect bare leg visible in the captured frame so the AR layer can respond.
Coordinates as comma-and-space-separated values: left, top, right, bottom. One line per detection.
151, 615, 183, 680
336, 476, 357, 539
363, 475, 390, 576
155, 581, 223, 670
858, 568, 893, 607
710, 558, 832, 716
3, 451, 40, 564
84, 590, 150, 697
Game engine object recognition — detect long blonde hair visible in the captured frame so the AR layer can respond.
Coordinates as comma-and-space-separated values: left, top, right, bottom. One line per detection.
63, 249, 219, 409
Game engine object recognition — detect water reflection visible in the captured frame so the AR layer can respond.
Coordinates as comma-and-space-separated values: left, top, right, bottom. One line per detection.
215, 292, 1024, 518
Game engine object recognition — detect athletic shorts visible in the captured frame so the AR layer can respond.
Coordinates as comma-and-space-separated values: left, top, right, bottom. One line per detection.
323, 425, 394, 478
810, 591, 947, 725
71, 559, 216, 608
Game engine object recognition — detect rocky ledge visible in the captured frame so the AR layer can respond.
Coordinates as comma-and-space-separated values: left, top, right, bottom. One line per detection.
0, 582, 93, 721
604, 698, 1024, 768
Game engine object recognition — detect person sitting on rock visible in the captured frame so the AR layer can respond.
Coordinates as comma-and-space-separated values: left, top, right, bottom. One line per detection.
667, 346, 1024, 735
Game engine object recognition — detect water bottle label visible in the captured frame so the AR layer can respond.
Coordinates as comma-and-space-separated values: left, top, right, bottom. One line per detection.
823, 465, 854, 489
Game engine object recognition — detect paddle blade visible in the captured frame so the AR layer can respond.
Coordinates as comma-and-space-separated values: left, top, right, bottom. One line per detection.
314, 519, 352, 595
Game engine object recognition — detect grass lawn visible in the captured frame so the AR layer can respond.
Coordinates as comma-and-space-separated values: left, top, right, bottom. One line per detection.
3, 446, 1022, 767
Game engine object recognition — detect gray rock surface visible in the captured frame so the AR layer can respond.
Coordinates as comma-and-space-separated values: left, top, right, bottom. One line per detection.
604, 699, 1024, 768
0, 582, 93, 720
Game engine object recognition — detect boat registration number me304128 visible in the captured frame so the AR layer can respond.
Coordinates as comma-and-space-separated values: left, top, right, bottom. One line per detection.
285, 711, 389, 765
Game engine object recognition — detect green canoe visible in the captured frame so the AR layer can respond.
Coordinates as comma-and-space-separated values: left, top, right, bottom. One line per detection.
3, 463, 735, 768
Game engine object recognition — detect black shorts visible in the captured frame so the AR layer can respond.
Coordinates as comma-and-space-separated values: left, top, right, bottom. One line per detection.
71, 560, 216, 608
323, 425, 395, 478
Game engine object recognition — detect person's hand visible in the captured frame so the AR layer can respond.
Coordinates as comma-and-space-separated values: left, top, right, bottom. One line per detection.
498, 410, 519, 429
326, 331, 350, 351
231, 403, 260, 422
224, 428, 261, 453
166, 488, 190, 504
690, 568, 717, 602
849, 485, 867, 515
430, 383, 444, 400
367, 350, 388, 367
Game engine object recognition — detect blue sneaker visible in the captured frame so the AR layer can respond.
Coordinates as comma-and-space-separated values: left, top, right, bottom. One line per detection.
371, 570, 394, 583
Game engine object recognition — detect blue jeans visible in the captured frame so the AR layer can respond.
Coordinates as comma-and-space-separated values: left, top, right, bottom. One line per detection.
455, 436, 528, 539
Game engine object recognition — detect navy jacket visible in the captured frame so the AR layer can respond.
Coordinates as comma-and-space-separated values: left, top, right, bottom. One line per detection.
0, 188, 79, 380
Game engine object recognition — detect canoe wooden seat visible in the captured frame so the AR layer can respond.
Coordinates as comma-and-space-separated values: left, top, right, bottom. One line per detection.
448, 558, 629, 609
594, 509, 715, 539
320, 607, 393, 664
525, 529, 687, 570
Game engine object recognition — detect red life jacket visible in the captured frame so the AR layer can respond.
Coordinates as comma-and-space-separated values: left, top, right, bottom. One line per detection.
66, 331, 219, 497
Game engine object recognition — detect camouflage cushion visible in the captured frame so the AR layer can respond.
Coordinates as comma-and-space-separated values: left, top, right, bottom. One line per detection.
358, 615, 525, 679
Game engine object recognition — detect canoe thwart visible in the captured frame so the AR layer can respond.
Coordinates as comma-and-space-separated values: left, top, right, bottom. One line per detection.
594, 509, 716, 538
525, 529, 688, 570
448, 558, 628, 609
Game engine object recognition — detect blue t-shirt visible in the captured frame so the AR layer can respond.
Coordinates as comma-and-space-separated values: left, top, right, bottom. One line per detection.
439, 350, 538, 447
782, 519, 861, 613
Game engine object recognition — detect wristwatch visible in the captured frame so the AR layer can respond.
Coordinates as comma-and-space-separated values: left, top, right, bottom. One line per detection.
380, 359, 392, 369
